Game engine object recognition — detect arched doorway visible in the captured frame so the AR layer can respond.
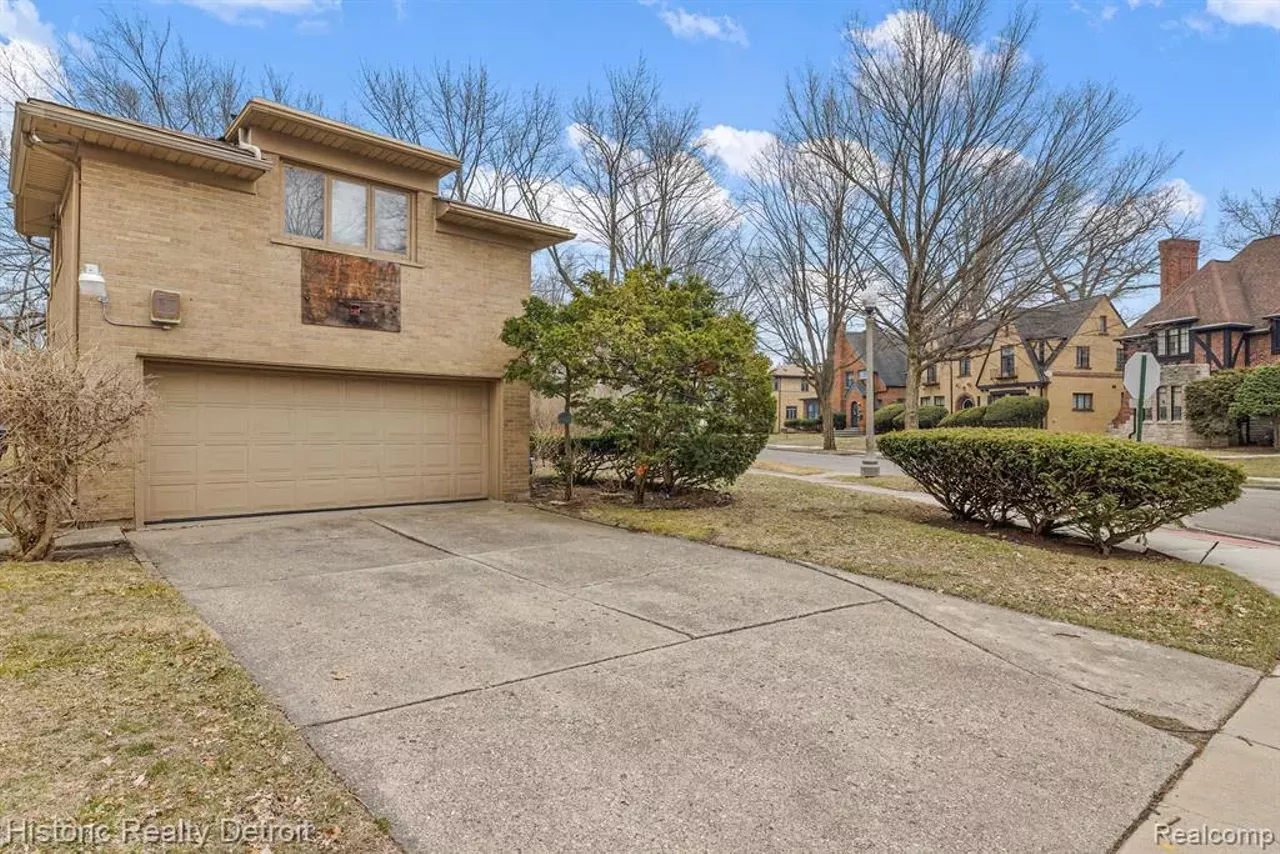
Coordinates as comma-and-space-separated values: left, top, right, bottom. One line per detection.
957, 395, 976, 410
850, 400, 861, 431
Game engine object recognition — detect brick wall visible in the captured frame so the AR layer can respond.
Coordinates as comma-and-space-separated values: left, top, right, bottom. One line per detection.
63, 146, 537, 520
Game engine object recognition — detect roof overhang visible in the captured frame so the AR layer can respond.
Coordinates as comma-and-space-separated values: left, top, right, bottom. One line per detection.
226, 99, 461, 179
434, 199, 575, 250
1145, 315, 1198, 328
10, 99, 271, 238
1191, 321, 1255, 332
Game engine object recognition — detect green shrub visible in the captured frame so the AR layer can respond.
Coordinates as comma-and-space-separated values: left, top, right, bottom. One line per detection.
1230, 365, 1280, 447
783, 417, 820, 431
892, 405, 948, 430
983, 395, 1048, 428
670, 428, 768, 490
878, 429, 1245, 553
1187, 369, 1249, 441
874, 403, 905, 433
938, 405, 987, 427
542, 432, 627, 484
833, 413, 847, 431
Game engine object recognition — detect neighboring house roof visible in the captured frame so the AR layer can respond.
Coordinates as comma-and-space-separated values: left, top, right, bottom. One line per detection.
1014, 296, 1105, 340
1129, 236, 1280, 334
846, 330, 908, 387
771, 363, 808, 378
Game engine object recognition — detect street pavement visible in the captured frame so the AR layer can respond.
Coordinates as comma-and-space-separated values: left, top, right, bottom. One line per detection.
1187, 486, 1280, 543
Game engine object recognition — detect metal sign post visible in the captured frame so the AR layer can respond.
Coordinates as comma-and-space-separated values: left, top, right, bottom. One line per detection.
1123, 352, 1161, 443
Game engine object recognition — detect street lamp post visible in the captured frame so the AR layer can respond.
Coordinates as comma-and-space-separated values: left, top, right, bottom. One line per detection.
860, 288, 881, 478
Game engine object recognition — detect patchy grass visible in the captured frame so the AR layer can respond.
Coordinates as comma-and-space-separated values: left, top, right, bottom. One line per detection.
0, 554, 398, 851
767, 433, 866, 451
1235, 457, 1280, 479
557, 475, 1280, 671
828, 474, 923, 492
750, 459, 826, 476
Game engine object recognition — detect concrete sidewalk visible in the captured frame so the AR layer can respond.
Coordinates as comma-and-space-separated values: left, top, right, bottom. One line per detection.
1119, 665, 1280, 852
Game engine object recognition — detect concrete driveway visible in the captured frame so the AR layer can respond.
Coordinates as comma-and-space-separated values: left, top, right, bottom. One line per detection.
130, 502, 1258, 852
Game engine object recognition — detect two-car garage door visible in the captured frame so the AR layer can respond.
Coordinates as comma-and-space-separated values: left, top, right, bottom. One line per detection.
144, 364, 489, 522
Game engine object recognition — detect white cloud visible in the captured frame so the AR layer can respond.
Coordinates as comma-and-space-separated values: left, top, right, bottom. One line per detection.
1166, 178, 1206, 219
1100, 5, 1119, 20
0, 0, 62, 130
698, 125, 774, 177
0, 0, 52, 44
1206, 0, 1280, 29
175, 0, 341, 26
642, 1, 748, 47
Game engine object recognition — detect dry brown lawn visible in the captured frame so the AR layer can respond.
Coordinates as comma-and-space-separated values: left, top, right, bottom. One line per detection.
554, 475, 1280, 671
0, 554, 398, 851
767, 433, 866, 451
828, 474, 923, 492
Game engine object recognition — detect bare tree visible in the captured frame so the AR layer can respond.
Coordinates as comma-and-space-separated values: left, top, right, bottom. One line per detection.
0, 9, 325, 346
786, 0, 1177, 428
1035, 152, 1196, 300
1217, 189, 1280, 253
744, 139, 874, 449
566, 61, 741, 292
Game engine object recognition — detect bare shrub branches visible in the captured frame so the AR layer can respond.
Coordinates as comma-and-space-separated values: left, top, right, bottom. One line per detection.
0, 346, 151, 560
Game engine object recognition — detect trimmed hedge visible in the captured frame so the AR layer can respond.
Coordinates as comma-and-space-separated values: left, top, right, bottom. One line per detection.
938, 405, 987, 427
878, 428, 1245, 553
784, 414, 848, 431
874, 403, 905, 433
893, 405, 947, 430
983, 395, 1048, 428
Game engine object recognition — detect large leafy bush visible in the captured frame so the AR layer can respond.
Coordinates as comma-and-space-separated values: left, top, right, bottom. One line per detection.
879, 429, 1244, 553
983, 395, 1048, 428
938, 405, 987, 427
1229, 365, 1280, 447
1186, 369, 1249, 441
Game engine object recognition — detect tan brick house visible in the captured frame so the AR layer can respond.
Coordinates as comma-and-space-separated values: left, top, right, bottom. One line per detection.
9, 98, 572, 525
931, 296, 1128, 433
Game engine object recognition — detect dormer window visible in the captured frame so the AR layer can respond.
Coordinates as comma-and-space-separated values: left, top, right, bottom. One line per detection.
284, 164, 411, 258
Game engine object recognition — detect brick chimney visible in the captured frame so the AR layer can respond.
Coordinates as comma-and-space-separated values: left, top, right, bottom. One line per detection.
1159, 238, 1200, 300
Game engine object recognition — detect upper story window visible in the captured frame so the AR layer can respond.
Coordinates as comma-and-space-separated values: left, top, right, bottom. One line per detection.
772, 377, 781, 391
925, 364, 938, 385
844, 371, 854, 390
958, 356, 971, 377
284, 165, 411, 258
1075, 346, 1091, 369
800, 379, 809, 391
999, 345, 1016, 378
1153, 325, 1191, 358
1099, 316, 1108, 334
1115, 348, 1125, 370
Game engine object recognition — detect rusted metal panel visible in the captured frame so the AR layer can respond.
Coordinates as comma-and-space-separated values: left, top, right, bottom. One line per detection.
300, 248, 401, 332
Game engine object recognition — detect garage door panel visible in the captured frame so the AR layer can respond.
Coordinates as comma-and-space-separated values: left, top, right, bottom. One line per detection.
145, 365, 490, 521
198, 446, 249, 482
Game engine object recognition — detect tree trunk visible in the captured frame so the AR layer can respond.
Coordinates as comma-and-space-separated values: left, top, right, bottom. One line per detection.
1274, 416, 1279, 449
562, 387, 574, 502
820, 396, 836, 451
903, 351, 922, 430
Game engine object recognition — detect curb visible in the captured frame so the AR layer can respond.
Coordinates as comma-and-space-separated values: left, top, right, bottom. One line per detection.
1175, 523, 1280, 549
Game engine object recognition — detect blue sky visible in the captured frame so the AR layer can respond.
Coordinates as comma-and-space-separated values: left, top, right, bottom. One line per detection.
4, 0, 1278, 313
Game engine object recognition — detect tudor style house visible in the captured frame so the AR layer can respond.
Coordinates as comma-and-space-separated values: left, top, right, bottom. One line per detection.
931, 296, 1128, 433
1116, 236, 1280, 445
831, 328, 907, 432
10, 98, 572, 525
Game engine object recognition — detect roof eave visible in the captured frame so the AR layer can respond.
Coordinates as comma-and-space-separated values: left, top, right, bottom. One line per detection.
226, 98, 462, 179
434, 199, 575, 250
